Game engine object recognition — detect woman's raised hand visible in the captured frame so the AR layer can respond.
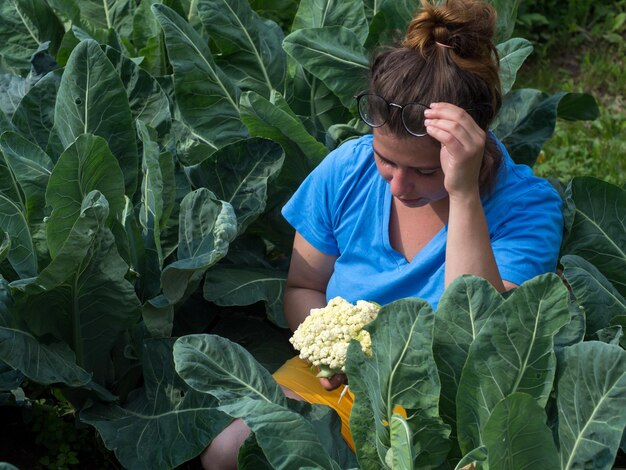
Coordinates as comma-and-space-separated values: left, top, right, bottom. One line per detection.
423, 102, 486, 199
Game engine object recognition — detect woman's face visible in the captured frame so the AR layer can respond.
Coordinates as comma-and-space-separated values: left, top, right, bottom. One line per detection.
373, 129, 448, 208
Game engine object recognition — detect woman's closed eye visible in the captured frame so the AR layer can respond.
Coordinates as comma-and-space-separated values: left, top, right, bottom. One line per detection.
376, 153, 438, 177
377, 155, 396, 167
415, 168, 438, 177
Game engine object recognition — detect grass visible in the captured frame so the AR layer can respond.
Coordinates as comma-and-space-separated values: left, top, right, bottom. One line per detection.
513, 13, 626, 186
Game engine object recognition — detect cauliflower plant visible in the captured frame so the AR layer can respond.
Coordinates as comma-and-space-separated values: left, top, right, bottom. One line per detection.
290, 296, 380, 378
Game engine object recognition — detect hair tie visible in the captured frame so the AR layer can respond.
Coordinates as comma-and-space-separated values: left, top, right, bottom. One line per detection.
435, 41, 453, 49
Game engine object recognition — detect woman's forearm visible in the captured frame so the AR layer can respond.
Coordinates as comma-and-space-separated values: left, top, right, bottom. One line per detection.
283, 286, 327, 332
445, 191, 505, 291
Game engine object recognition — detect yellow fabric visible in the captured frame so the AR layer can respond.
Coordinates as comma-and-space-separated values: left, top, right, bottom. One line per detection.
273, 356, 355, 451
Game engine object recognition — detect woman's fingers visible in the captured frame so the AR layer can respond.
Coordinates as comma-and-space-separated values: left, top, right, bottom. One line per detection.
423, 102, 486, 196
319, 373, 347, 391
424, 103, 484, 154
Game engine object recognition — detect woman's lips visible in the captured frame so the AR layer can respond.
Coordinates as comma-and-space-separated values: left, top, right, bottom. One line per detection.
398, 197, 426, 206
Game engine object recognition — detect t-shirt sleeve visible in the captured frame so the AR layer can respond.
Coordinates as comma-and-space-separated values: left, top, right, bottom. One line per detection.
490, 181, 564, 286
281, 149, 343, 256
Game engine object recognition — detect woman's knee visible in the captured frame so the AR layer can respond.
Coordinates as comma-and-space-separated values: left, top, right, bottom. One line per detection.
200, 386, 303, 469
200, 418, 250, 470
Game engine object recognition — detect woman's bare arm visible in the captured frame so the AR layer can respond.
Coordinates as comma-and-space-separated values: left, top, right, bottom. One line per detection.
425, 102, 517, 292
283, 232, 346, 391
283, 232, 337, 332
446, 191, 516, 291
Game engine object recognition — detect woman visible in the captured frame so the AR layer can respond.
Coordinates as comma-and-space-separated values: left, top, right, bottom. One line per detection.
203, 0, 563, 467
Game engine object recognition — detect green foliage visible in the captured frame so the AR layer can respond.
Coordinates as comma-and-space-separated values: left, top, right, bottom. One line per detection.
0, 0, 622, 468
31, 396, 86, 469
515, 0, 626, 51
173, 334, 358, 469
346, 299, 450, 468
514, 1, 626, 185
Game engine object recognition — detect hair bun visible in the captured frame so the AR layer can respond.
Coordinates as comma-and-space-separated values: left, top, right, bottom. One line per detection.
403, 0, 497, 57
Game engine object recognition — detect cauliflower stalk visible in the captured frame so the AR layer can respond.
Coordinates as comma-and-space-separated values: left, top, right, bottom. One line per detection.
290, 296, 381, 378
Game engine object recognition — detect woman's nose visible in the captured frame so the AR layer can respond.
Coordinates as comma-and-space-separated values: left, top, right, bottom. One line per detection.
389, 169, 414, 195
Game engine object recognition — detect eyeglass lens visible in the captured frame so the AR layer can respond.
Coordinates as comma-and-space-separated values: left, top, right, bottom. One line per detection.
357, 94, 429, 137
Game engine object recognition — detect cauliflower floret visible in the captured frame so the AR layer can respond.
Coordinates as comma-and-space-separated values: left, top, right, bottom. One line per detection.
289, 297, 380, 377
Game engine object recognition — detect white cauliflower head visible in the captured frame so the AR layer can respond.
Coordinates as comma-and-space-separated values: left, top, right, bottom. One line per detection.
289, 297, 380, 377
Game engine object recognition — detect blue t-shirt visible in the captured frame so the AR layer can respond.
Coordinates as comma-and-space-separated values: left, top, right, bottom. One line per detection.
282, 134, 563, 309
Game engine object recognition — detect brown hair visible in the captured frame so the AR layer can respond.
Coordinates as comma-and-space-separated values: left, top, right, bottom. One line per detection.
369, 0, 503, 193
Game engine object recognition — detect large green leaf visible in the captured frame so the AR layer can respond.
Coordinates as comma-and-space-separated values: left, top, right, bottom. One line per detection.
54, 39, 138, 194
361, 0, 382, 22
292, 0, 369, 45
218, 397, 341, 470
137, 121, 167, 300
289, 0, 361, 136
0, 463, 20, 470
0, 111, 13, 137
387, 413, 415, 470
283, 26, 369, 109
492, 89, 600, 166
0, 131, 53, 225
185, 137, 284, 234
239, 90, 328, 190
174, 334, 344, 470
165, 119, 217, 166
165, 0, 202, 28
561, 177, 626, 297
0, 149, 21, 205
482, 393, 559, 469
10, 70, 61, 157
131, 0, 169, 77
0, 327, 92, 388
491, 0, 520, 42
497, 38, 533, 95
611, 316, 626, 349
161, 188, 237, 303
554, 298, 586, 349
71, 24, 126, 56
0, 0, 64, 72
248, 0, 298, 28
12, 191, 141, 384
158, 159, 191, 260
557, 341, 626, 469
132, 0, 163, 47
152, 3, 248, 148
0, 279, 22, 391
104, 46, 172, 135
81, 338, 230, 470
433, 276, 504, 451
203, 266, 288, 328
289, 65, 353, 139
142, 294, 174, 338
346, 298, 450, 469
238, 435, 273, 470
209, 312, 293, 374
72, 0, 136, 37
45, 134, 126, 258
174, 333, 286, 405
0, 43, 59, 121
197, 0, 286, 97
0, 231, 10, 266
456, 274, 570, 454
0, 131, 52, 266
365, 0, 419, 48
454, 446, 487, 470
0, 193, 36, 277
562, 255, 626, 336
